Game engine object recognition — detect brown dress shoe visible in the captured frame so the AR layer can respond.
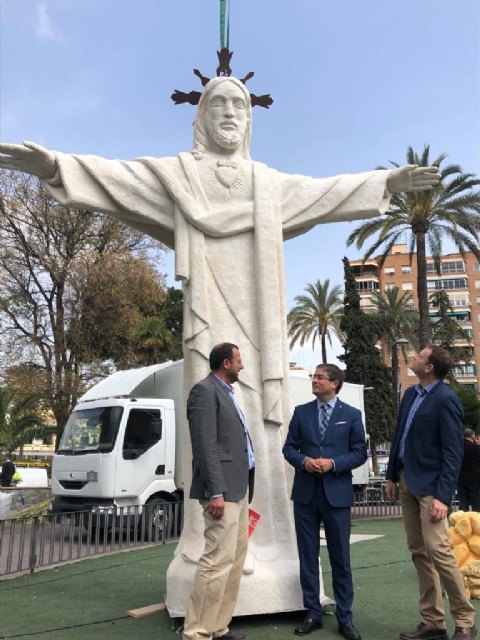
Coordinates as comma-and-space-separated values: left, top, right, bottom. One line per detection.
399, 623, 448, 640
452, 627, 477, 640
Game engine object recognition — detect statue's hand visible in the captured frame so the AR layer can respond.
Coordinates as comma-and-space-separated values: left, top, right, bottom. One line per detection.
0, 141, 57, 180
386, 164, 441, 194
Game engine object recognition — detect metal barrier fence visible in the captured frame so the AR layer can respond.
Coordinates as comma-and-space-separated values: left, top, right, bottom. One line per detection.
0, 500, 183, 578
0, 490, 406, 578
352, 482, 403, 519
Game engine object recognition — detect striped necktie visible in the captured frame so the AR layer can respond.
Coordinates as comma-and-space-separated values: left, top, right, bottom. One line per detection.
319, 404, 330, 443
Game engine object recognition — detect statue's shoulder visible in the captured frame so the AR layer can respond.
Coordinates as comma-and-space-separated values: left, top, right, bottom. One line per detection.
135, 155, 181, 169
252, 159, 280, 177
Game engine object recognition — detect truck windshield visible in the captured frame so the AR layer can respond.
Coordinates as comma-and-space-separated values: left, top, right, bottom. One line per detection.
57, 406, 124, 454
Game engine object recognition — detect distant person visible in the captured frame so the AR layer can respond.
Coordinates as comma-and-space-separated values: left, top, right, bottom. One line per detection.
183, 342, 255, 640
457, 428, 480, 512
386, 346, 476, 640
283, 364, 366, 639
1, 455, 16, 487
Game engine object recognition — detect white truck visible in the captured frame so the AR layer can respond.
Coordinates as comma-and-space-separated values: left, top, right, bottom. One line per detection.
50, 362, 368, 531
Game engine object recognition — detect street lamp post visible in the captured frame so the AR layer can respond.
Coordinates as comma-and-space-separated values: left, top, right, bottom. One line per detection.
391, 338, 409, 408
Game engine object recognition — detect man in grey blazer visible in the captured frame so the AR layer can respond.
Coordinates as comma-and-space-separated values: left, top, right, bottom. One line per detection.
183, 342, 255, 640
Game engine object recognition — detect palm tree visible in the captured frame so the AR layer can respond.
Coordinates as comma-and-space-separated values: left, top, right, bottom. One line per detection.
370, 286, 419, 403
0, 387, 49, 455
347, 145, 480, 348
287, 279, 343, 364
133, 317, 174, 365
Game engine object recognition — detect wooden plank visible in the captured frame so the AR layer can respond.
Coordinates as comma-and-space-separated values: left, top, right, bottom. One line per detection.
127, 602, 166, 618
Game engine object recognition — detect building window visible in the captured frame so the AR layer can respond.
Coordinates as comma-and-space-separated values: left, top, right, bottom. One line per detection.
473, 263, 480, 272
475, 281, 480, 289
384, 267, 395, 275
355, 280, 379, 292
359, 298, 373, 308
401, 265, 412, 274
426, 260, 465, 274
384, 283, 396, 291
448, 293, 469, 307
452, 364, 477, 377
427, 278, 467, 290
402, 282, 413, 291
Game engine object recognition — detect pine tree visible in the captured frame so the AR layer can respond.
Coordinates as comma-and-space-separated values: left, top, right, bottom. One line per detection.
339, 258, 396, 474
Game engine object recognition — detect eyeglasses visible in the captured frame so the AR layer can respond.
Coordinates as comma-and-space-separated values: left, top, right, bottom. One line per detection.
310, 374, 331, 381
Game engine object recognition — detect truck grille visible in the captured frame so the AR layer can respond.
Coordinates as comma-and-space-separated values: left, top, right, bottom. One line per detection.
58, 480, 88, 490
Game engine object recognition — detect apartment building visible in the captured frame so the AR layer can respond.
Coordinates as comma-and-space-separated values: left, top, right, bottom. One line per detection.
350, 243, 480, 395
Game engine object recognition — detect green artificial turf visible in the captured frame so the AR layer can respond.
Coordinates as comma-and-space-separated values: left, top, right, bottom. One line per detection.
0, 520, 478, 640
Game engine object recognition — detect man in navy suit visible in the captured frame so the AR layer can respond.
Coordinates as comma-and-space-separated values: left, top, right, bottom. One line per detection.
283, 364, 366, 640
386, 346, 476, 640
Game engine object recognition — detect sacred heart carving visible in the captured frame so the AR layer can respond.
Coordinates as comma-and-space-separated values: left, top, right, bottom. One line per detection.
215, 165, 240, 188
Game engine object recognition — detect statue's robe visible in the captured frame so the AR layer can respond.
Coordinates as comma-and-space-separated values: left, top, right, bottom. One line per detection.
45, 151, 391, 581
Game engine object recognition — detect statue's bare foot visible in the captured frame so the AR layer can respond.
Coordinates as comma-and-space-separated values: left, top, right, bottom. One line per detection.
243, 552, 255, 575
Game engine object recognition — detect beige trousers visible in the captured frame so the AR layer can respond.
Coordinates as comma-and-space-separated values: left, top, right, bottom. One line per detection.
183, 497, 249, 640
399, 472, 475, 628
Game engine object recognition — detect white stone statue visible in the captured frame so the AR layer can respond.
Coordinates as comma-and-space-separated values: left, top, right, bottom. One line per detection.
0, 76, 440, 616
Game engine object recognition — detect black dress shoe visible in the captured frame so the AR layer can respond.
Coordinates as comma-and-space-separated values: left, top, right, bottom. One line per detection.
338, 622, 361, 640
399, 623, 448, 640
216, 633, 246, 640
294, 615, 323, 636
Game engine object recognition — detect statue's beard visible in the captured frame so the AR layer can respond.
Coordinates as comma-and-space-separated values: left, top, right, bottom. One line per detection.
210, 128, 243, 150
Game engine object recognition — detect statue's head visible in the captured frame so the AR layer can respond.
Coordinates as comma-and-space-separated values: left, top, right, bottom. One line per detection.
193, 76, 252, 160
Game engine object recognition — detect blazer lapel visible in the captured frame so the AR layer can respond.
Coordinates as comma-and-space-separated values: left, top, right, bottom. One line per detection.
208, 373, 243, 425
307, 400, 321, 446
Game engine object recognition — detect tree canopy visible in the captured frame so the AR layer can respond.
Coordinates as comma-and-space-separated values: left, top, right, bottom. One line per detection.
0, 170, 171, 442
0, 387, 50, 455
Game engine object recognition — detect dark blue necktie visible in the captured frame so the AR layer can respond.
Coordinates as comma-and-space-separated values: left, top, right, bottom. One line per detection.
319, 404, 330, 443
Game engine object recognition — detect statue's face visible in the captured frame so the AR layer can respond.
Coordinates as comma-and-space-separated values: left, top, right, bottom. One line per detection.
204, 82, 248, 151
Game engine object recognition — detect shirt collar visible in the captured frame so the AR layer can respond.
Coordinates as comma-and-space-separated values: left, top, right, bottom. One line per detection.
316, 396, 338, 411
415, 379, 441, 396
213, 373, 234, 394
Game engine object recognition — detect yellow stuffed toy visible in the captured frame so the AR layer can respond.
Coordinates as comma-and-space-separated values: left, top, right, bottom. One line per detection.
449, 511, 480, 598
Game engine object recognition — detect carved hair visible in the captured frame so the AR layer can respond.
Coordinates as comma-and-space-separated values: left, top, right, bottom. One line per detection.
192, 76, 252, 161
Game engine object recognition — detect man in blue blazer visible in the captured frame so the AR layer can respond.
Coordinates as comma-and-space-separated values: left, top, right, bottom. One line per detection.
283, 364, 367, 640
386, 346, 476, 640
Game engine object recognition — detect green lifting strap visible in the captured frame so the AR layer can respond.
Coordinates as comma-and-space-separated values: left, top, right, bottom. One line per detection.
220, 0, 230, 50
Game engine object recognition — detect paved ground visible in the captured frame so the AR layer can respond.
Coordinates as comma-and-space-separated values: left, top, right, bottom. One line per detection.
0, 518, 479, 640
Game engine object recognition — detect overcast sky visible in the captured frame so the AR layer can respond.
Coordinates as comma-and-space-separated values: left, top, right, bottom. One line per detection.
1, 0, 479, 368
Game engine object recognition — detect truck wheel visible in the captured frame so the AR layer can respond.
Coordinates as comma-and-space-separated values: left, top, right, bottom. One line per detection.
141, 498, 170, 541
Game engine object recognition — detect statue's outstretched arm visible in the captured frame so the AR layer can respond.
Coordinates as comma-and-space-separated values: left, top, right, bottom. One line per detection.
0, 141, 57, 180
386, 164, 441, 194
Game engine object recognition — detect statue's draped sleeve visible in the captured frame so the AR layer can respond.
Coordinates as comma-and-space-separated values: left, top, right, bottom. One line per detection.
278, 168, 391, 240
44, 152, 176, 248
